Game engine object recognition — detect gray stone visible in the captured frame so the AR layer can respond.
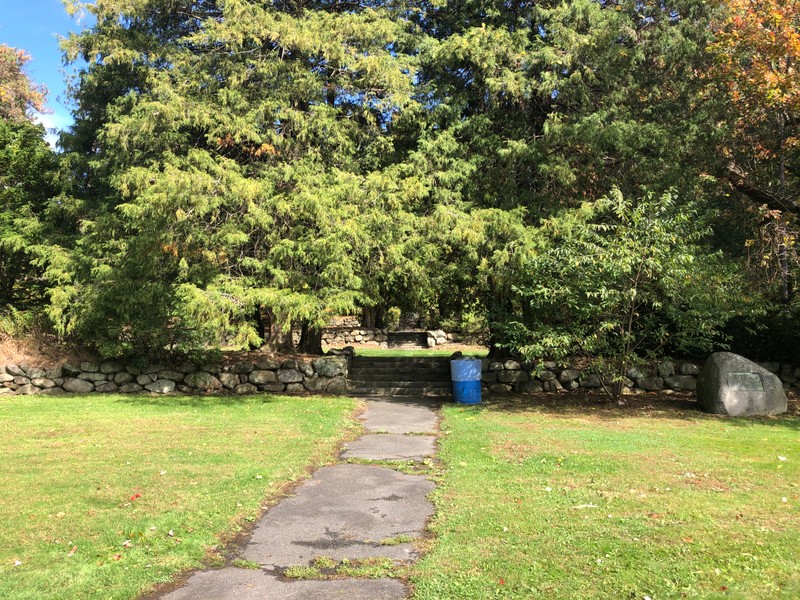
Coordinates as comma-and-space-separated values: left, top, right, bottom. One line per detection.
518, 380, 545, 393
0, 387, 14, 395
100, 361, 124, 374
63, 378, 94, 393
281, 359, 299, 370
125, 365, 142, 375
665, 375, 697, 391
539, 370, 556, 382
53, 378, 64, 386
278, 369, 303, 384
298, 362, 314, 377
481, 372, 497, 383
543, 379, 564, 392
79, 372, 107, 382
249, 370, 277, 384
677, 362, 700, 376
45, 366, 63, 379
62, 362, 81, 375
781, 374, 798, 384
757, 361, 780, 373
27, 367, 47, 379
114, 372, 134, 385
13, 376, 30, 386
780, 363, 794, 378
0, 373, 14, 383
503, 360, 521, 371
234, 383, 258, 395
218, 373, 239, 389
136, 374, 154, 386
488, 361, 504, 371
325, 377, 348, 394
254, 358, 281, 370
231, 362, 254, 374
177, 385, 193, 393
185, 371, 223, 391
489, 383, 512, 394
143, 363, 166, 375
498, 370, 529, 384
5, 364, 24, 377
698, 352, 787, 416
119, 383, 144, 393
39, 387, 66, 396
637, 377, 664, 391
563, 379, 580, 391
312, 356, 347, 378
558, 368, 581, 383
657, 360, 675, 379
158, 370, 185, 382
31, 378, 56, 388
286, 383, 305, 393
176, 363, 197, 374
259, 383, 286, 393
303, 377, 329, 392
626, 366, 648, 380
145, 380, 176, 394
16, 384, 37, 395
95, 382, 119, 393
80, 361, 99, 373
580, 374, 602, 388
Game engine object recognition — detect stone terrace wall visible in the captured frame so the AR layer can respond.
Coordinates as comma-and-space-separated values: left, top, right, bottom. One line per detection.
0, 356, 349, 397
481, 358, 800, 395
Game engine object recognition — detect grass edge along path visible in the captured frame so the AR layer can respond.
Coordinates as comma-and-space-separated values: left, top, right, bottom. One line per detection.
410, 397, 800, 599
0, 393, 360, 600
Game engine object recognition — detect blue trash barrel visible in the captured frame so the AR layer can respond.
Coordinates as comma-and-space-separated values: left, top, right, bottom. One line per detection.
451, 358, 482, 404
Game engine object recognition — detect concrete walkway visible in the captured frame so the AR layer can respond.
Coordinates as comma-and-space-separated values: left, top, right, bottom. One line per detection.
158, 397, 440, 599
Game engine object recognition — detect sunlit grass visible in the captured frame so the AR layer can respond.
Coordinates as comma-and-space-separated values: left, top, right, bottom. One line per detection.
0, 393, 359, 599
412, 398, 800, 599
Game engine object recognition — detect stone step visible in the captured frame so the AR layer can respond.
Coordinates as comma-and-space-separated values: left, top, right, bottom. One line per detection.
349, 386, 452, 397
350, 380, 452, 389
349, 370, 451, 381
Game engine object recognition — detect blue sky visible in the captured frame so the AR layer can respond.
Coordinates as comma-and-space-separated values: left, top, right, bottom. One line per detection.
0, 1, 92, 144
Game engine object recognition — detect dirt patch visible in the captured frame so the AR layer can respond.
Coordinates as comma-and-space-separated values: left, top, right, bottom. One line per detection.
0, 332, 96, 368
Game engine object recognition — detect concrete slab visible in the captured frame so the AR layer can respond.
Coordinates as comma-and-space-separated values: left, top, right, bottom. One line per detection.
359, 398, 440, 434
243, 464, 435, 569
160, 568, 407, 600
342, 434, 436, 461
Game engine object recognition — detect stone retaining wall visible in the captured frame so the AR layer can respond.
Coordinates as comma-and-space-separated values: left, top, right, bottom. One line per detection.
0, 356, 349, 397
480, 358, 800, 395
321, 327, 468, 348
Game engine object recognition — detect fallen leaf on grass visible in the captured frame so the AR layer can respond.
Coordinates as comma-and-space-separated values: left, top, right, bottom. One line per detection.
572, 504, 599, 510
68, 546, 78, 556
13, 560, 22, 567
56, 512, 66, 519
112, 554, 122, 561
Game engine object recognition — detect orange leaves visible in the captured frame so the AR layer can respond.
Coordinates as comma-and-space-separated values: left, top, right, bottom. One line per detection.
710, 0, 800, 118
0, 44, 48, 122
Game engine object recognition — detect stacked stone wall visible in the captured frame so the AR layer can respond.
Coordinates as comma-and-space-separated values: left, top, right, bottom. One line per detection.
0, 356, 349, 397
480, 358, 800, 395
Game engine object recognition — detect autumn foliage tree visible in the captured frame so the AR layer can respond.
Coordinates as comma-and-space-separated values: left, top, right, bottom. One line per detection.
0, 45, 47, 122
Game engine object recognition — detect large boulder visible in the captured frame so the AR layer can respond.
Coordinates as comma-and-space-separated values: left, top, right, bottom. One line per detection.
312, 356, 347, 378
697, 352, 787, 416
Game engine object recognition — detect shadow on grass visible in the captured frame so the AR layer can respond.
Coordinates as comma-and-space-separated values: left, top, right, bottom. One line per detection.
113, 393, 284, 409
460, 392, 800, 431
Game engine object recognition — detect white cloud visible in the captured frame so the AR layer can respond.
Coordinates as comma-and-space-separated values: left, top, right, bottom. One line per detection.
33, 110, 72, 150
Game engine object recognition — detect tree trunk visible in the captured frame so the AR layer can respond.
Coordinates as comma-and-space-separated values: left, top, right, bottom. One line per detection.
263, 309, 295, 352
362, 305, 385, 329
297, 320, 324, 355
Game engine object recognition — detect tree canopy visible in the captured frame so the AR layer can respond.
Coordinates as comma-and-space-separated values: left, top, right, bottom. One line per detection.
2, 0, 798, 363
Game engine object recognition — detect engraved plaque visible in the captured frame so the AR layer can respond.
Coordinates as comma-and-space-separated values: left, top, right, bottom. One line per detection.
726, 372, 764, 392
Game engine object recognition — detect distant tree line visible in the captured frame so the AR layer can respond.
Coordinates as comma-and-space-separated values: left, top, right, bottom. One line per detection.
1, 1, 799, 384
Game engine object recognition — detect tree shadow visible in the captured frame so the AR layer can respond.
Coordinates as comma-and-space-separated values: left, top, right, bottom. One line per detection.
113, 393, 282, 409
462, 392, 800, 431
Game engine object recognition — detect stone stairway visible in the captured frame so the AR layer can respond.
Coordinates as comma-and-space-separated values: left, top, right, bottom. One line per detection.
348, 356, 452, 398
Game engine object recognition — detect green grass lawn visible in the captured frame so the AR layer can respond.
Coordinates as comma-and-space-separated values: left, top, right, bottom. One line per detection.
0, 393, 358, 600
412, 397, 800, 599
